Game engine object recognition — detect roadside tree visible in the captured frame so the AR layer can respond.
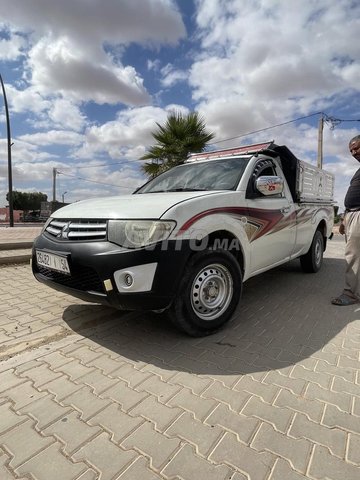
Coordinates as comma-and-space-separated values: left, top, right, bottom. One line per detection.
141, 111, 214, 178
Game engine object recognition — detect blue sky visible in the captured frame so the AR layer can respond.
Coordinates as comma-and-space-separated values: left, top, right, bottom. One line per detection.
0, 0, 359, 210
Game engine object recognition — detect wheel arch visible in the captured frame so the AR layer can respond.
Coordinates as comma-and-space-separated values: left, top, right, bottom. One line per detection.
206, 229, 245, 276
316, 219, 327, 251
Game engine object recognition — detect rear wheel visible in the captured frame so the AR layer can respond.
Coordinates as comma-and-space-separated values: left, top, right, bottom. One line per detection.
300, 230, 324, 273
169, 249, 242, 336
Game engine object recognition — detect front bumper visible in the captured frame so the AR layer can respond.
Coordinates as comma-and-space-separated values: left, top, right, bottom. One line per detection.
32, 233, 192, 311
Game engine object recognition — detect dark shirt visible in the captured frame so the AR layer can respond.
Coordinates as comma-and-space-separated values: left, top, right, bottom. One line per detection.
344, 167, 360, 210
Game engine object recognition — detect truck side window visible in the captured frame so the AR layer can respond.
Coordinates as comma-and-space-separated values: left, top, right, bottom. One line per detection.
246, 159, 280, 198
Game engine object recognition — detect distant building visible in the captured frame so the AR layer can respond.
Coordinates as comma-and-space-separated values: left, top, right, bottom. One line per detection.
0, 208, 23, 223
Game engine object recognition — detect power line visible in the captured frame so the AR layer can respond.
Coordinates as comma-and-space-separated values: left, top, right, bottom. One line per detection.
209, 111, 323, 145
57, 171, 135, 189
56, 112, 360, 175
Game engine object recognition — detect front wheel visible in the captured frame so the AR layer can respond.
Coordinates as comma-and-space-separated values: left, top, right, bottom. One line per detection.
300, 230, 324, 273
169, 249, 242, 336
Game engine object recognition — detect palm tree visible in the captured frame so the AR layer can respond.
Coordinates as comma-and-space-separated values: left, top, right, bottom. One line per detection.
141, 111, 215, 177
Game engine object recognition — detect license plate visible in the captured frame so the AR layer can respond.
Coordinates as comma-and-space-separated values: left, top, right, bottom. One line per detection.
36, 250, 70, 274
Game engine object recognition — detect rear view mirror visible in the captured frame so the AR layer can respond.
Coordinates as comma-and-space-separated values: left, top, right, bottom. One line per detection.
255, 176, 284, 196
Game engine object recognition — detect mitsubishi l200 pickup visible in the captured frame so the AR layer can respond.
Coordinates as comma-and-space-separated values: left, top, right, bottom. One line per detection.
32, 141, 335, 336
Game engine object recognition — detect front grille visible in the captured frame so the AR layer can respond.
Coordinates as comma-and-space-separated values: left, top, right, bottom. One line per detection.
37, 264, 104, 293
45, 219, 107, 241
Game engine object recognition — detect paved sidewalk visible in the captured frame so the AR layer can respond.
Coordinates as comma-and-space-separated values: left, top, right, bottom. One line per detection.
0, 235, 359, 479
0, 226, 42, 243
0, 226, 42, 265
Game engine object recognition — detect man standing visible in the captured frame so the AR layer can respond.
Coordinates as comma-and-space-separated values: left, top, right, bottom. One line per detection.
332, 134, 360, 305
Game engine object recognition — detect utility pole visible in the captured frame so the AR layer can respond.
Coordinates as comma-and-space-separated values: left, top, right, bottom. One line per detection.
317, 114, 324, 169
52, 167, 57, 202
0, 73, 14, 227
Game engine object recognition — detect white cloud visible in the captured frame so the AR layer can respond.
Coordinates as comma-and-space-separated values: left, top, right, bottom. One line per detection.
6, 84, 51, 115
161, 64, 188, 87
48, 99, 86, 132
0, 0, 186, 107
27, 36, 150, 106
76, 104, 189, 159
18, 130, 84, 146
192, 0, 359, 119
0, 0, 185, 47
0, 32, 25, 60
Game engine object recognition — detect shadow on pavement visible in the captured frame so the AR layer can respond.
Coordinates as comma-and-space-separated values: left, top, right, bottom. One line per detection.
62, 257, 360, 376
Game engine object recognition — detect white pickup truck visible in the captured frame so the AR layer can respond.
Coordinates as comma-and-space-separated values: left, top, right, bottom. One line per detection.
32, 141, 335, 336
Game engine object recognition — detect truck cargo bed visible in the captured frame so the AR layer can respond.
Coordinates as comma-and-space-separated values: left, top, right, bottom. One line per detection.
296, 160, 334, 203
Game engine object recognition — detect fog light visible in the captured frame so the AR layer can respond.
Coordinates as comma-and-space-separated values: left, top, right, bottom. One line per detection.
124, 273, 133, 287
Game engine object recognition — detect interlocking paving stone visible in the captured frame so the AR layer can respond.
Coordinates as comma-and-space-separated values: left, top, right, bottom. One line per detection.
16, 443, 90, 480
166, 411, 223, 457
60, 385, 111, 421
0, 402, 28, 434
241, 395, 294, 433
234, 374, 280, 402
291, 364, 333, 389
274, 388, 325, 422
251, 423, 312, 474
73, 432, 137, 480
322, 404, 360, 434
0, 420, 54, 469
129, 396, 183, 432
289, 412, 347, 457
0, 450, 36, 480
347, 433, 360, 465
169, 370, 213, 394
122, 421, 181, 470
1, 380, 47, 409
162, 443, 233, 480
304, 382, 352, 413
43, 411, 102, 454
205, 403, 259, 444
202, 380, 251, 412
210, 432, 275, 480
308, 445, 360, 480
88, 403, 144, 444
118, 456, 163, 480
17, 362, 63, 387
19, 395, 72, 430
100, 379, 149, 412
269, 458, 309, 479
135, 374, 181, 402
167, 386, 218, 421
263, 370, 306, 395
0, 237, 359, 479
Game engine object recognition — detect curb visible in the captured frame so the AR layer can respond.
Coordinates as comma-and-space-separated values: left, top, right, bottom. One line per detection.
0, 253, 32, 265
0, 241, 33, 250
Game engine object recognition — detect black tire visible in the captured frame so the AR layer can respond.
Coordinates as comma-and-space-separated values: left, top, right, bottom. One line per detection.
300, 230, 324, 273
169, 249, 242, 336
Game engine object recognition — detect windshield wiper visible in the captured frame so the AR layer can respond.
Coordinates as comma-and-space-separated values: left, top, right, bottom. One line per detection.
167, 188, 208, 192
139, 187, 208, 194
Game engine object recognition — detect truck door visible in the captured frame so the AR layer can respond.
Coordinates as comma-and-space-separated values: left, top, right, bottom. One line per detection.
245, 159, 296, 273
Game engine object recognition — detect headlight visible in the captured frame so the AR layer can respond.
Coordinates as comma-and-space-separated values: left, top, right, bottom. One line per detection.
108, 220, 176, 248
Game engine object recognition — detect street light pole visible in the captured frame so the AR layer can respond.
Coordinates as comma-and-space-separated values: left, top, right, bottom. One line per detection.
0, 73, 14, 227
52, 167, 57, 202
62, 191, 67, 203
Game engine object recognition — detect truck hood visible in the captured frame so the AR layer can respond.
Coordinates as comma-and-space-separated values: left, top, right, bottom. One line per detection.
52, 191, 222, 219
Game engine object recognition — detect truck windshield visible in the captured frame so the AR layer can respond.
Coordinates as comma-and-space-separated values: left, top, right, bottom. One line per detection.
136, 157, 249, 194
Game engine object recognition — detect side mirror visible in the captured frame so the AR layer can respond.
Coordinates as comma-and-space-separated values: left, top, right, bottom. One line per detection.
255, 176, 284, 196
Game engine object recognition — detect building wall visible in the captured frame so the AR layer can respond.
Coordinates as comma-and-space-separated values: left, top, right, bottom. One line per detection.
0, 208, 23, 222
